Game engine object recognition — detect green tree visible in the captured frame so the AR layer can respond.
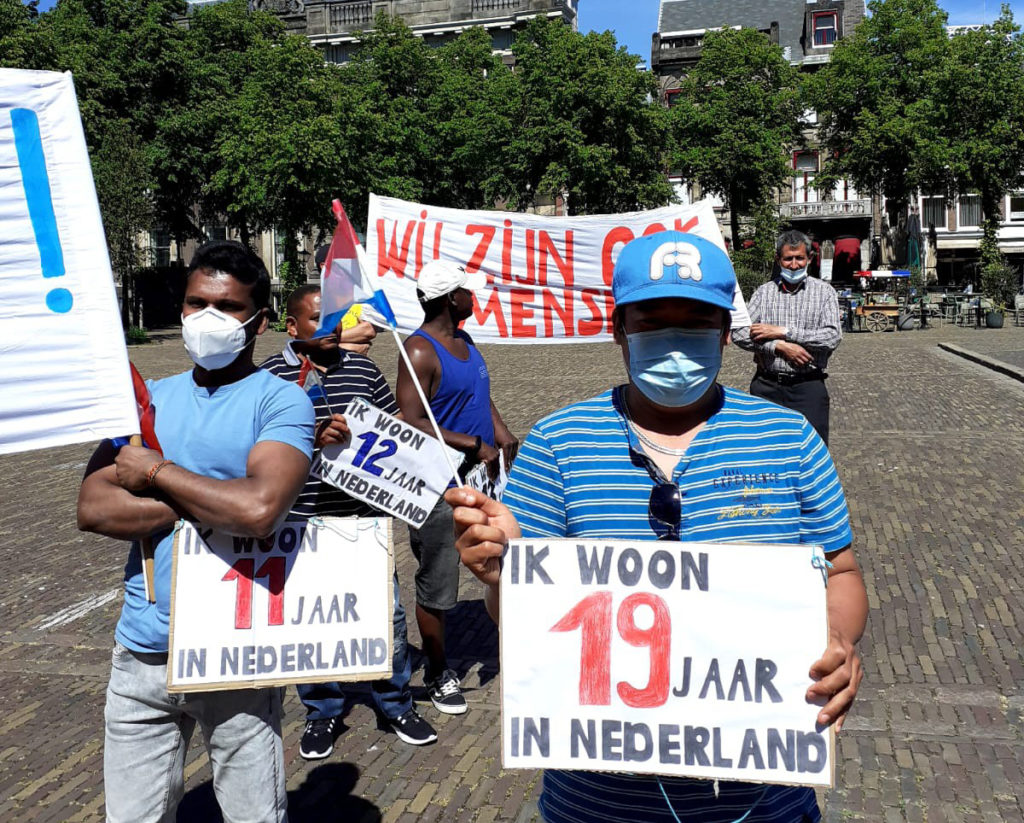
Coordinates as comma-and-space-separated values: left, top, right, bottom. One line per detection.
669, 27, 802, 245
502, 17, 672, 214
807, 0, 950, 213
420, 26, 517, 210
337, 13, 438, 222
2, 0, 189, 326
0, 0, 55, 66
930, 6, 1024, 297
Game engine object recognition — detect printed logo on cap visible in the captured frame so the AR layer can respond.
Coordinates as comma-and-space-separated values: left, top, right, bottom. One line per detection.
649, 241, 703, 282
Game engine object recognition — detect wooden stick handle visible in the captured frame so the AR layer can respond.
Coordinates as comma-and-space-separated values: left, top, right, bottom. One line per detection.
130, 434, 157, 603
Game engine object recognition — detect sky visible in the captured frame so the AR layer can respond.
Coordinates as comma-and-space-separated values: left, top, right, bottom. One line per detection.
579, 0, 1024, 66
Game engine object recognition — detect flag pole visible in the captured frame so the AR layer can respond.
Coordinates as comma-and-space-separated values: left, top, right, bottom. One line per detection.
389, 323, 463, 485
354, 244, 463, 486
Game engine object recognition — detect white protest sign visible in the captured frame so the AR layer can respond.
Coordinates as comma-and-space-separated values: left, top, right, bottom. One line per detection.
464, 450, 509, 501
168, 517, 393, 692
364, 195, 740, 343
0, 69, 136, 455
311, 397, 464, 526
500, 539, 833, 787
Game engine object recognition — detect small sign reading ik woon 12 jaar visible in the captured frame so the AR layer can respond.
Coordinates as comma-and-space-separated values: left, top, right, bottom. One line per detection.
312, 397, 464, 526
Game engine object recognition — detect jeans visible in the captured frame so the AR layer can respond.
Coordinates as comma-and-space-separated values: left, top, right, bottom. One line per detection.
104, 643, 287, 823
296, 571, 412, 721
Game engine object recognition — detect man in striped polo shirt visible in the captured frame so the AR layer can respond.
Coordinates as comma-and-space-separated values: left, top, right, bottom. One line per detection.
446, 231, 867, 823
261, 284, 438, 758
732, 230, 842, 444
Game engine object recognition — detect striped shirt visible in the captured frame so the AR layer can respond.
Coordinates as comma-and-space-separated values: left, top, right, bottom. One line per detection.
732, 277, 841, 375
503, 385, 851, 823
261, 350, 399, 518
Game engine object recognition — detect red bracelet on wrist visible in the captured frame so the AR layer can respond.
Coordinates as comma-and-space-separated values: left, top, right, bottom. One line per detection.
147, 459, 174, 487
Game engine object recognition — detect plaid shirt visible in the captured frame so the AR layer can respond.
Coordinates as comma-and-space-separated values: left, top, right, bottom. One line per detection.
732, 275, 842, 374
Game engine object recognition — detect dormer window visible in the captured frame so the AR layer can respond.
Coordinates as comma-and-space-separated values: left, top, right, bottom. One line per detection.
812, 11, 838, 47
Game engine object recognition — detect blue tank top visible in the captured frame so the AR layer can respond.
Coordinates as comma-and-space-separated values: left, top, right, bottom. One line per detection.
412, 329, 495, 447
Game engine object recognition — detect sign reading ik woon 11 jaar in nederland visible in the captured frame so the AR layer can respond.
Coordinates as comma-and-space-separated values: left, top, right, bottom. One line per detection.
168, 517, 393, 692
312, 397, 464, 527
499, 539, 834, 787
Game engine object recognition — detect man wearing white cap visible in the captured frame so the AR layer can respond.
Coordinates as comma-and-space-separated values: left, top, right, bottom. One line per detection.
396, 259, 518, 715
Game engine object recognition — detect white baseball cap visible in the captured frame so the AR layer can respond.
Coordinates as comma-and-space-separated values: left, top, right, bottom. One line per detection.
416, 260, 488, 302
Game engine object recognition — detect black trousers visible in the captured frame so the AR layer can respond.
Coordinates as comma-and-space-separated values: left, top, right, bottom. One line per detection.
750, 375, 831, 444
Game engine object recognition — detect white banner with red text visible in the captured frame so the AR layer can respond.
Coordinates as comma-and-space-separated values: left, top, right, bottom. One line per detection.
499, 538, 834, 787
364, 195, 733, 343
168, 518, 393, 692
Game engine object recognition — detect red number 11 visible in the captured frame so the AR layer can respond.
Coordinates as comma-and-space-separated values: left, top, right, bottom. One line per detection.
551, 592, 671, 708
222, 557, 286, 629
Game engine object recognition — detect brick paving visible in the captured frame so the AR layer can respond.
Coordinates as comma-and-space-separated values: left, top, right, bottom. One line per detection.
0, 320, 1022, 821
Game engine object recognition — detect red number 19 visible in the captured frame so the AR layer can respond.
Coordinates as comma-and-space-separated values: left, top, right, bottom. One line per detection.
551, 592, 671, 708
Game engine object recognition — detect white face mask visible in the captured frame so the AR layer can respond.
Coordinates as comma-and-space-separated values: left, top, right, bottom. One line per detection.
181, 307, 260, 371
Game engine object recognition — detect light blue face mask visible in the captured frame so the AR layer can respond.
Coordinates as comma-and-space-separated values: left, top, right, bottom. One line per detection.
626, 327, 723, 408
779, 265, 808, 285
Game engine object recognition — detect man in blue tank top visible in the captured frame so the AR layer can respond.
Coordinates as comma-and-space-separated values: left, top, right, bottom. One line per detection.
397, 259, 519, 715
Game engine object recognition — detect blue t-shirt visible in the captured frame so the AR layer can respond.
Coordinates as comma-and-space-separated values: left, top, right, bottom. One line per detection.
115, 368, 315, 653
504, 385, 851, 823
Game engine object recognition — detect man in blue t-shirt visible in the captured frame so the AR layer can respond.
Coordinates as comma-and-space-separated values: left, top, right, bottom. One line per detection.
78, 241, 314, 823
396, 259, 518, 715
445, 232, 868, 823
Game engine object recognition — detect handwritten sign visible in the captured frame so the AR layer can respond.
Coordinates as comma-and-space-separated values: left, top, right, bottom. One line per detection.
0, 69, 136, 455
168, 517, 393, 692
499, 539, 833, 787
364, 195, 748, 344
311, 398, 464, 526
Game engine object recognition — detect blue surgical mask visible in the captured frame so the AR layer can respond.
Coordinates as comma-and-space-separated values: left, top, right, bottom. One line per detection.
626, 328, 723, 408
779, 266, 808, 285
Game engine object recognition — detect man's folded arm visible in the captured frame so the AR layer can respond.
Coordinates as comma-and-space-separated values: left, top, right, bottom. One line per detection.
150, 440, 310, 538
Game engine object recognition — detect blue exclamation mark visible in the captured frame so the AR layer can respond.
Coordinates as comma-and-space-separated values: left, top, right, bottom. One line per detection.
11, 108, 71, 314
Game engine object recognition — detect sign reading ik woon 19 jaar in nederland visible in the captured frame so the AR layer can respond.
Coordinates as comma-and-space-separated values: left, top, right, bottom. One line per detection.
168, 518, 393, 692
499, 539, 834, 787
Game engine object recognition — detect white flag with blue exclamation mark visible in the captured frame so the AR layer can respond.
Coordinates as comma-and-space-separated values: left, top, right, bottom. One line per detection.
0, 68, 137, 455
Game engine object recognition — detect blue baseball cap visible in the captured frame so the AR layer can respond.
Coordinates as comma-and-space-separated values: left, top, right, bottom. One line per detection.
612, 231, 736, 312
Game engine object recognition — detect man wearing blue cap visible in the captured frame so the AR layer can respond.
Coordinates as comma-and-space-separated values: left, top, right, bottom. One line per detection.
444, 231, 867, 823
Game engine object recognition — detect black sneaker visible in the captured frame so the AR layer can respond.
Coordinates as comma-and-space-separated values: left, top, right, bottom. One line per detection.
390, 708, 438, 745
426, 669, 467, 715
299, 716, 340, 760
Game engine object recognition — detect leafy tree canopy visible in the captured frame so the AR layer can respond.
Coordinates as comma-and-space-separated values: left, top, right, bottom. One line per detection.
669, 26, 802, 244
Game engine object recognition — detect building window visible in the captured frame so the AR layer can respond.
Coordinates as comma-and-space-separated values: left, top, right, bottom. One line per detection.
831, 179, 859, 202
1008, 192, 1024, 222
957, 194, 983, 229
812, 12, 838, 47
151, 230, 171, 268
793, 151, 818, 203
921, 195, 947, 231
668, 176, 691, 206
204, 224, 228, 242
665, 88, 682, 107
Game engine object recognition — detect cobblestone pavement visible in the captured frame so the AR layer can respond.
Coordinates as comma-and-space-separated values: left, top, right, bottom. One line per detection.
1, 321, 1022, 822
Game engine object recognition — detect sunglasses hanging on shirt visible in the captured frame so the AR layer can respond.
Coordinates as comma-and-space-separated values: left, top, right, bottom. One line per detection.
648, 481, 682, 541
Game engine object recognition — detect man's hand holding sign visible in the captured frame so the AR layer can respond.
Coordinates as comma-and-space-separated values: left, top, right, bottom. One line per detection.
445, 231, 867, 820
